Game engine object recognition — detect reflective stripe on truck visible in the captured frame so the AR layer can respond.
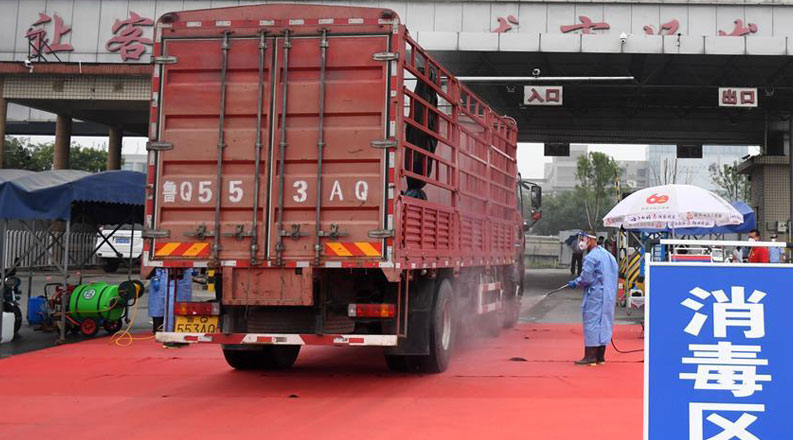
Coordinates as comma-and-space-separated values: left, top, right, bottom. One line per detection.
156, 332, 398, 346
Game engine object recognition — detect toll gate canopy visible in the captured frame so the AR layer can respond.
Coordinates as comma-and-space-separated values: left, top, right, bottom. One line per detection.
437, 51, 793, 146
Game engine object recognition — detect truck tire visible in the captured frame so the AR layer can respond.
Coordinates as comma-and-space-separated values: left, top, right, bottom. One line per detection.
223, 348, 266, 370
102, 258, 120, 273
261, 346, 301, 370
503, 262, 523, 329
482, 310, 503, 337
384, 354, 407, 372
503, 295, 520, 329
222, 346, 301, 370
416, 279, 455, 373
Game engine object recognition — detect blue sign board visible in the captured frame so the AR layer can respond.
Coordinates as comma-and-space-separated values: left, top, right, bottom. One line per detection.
646, 263, 793, 440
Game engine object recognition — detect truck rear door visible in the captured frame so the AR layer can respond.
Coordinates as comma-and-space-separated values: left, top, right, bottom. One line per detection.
268, 34, 389, 263
154, 35, 274, 263
153, 32, 389, 265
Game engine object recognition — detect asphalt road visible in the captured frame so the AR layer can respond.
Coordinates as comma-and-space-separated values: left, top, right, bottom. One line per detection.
0, 268, 646, 439
521, 268, 645, 326
0, 270, 214, 358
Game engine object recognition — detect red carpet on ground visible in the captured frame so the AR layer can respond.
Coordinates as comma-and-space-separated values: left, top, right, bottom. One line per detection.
0, 324, 644, 439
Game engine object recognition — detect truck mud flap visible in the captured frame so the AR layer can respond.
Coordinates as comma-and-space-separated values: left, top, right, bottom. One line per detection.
385, 276, 435, 356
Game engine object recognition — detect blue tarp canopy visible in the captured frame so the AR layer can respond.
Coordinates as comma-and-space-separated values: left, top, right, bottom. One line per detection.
0, 170, 145, 223
634, 201, 755, 235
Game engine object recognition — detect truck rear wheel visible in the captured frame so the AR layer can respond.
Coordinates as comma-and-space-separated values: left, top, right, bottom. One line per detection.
503, 289, 521, 329
416, 279, 455, 373
222, 346, 301, 370
384, 354, 418, 372
261, 346, 301, 370
223, 348, 264, 370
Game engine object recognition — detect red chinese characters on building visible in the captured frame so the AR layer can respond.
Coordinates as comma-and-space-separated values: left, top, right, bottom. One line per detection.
719, 88, 757, 108
718, 19, 758, 37
106, 12, 154, 61
25, 12, 73, 57
492, 15, 519, 33
644, 19, 680, 36
524, 86, 563, 106
560, 16, 610, 34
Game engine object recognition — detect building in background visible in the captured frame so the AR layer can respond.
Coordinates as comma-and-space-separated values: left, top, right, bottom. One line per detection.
121, 153, 146, 173
543, 145, 648, 194
542, 144, 588, 194
620, 161, 649, 191
647, 145, 751, 190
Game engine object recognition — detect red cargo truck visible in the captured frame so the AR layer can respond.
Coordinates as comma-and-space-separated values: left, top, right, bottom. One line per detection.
144, 3, 541, 373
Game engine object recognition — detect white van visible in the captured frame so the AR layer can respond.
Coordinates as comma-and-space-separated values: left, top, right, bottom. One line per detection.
96, 225, 143, 273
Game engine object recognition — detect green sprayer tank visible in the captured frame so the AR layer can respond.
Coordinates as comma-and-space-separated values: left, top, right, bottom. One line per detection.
69, 282, 125, 321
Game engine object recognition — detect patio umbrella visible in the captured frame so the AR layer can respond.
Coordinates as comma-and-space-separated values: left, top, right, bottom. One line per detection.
602, 184, 743, 231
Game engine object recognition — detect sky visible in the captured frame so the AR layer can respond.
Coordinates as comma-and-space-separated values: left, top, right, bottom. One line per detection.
518, 143, 650, 178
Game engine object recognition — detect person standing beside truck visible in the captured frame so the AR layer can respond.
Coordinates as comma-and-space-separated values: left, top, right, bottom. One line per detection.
567, 232, 619, 366
148, 268, 168, 333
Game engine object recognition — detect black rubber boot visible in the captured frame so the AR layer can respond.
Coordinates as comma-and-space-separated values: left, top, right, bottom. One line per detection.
597, 345, 606, 365
575, 346, 598, 366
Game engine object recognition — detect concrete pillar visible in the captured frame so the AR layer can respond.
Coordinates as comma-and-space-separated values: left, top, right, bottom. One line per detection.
0, 76, 7, 169
53, 114, 72, 170
107, 126, 122, 170
789, 118, 793, 241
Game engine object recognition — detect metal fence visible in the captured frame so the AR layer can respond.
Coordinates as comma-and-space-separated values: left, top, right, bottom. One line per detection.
3, 229, 98, 269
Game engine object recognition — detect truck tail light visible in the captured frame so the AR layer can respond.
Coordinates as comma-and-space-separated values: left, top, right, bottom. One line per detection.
348, 303, 395, 318
174, 302, 220, 316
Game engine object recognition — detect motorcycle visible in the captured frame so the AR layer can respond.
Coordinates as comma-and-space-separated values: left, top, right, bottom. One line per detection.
3, 276, 23, 336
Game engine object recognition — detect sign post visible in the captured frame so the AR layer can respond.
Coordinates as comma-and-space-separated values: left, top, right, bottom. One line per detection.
645, 260, 793, 439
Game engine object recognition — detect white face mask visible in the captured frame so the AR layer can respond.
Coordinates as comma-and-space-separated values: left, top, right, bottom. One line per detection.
748, 237, 757, 242
578, 240, 588, 251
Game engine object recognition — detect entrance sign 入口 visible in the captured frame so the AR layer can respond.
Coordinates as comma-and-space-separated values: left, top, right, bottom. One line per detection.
523, 86, 563, 106
719, 88, 758, 108
645, 263, 793, 440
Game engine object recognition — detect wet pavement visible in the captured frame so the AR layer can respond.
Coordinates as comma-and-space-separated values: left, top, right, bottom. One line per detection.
0, 268, 645, 439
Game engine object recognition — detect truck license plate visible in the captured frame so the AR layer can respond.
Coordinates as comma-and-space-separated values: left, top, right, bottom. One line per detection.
175, 316, 218, 333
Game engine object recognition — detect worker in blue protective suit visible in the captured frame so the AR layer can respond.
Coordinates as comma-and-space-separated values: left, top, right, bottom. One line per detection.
568, 232, 619, 366
148, 268, 168, 333
148, 268, 194, 333
165, 269, 194, 332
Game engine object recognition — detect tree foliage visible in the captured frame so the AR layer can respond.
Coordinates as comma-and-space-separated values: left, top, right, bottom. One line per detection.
575, 152, 621, 231
709, 161, 750, 202
531, 190, 592, 236
3, 137, 109, 172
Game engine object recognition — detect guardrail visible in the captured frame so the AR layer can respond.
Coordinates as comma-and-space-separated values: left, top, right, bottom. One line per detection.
3, 230, 97, 269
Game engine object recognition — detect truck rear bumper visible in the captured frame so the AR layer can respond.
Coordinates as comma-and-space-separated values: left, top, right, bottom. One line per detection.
155, 332, 398, 346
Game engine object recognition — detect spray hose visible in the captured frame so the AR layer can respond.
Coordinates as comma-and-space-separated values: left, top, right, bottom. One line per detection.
109, 285, 155, 347
538, 284, 644, 356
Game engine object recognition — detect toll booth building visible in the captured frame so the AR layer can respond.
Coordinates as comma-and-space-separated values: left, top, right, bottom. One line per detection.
1, 0, 793, 232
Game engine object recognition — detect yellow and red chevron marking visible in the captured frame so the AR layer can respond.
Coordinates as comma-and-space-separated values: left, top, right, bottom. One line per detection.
155, 242, 210, 258
325, 242, 382, 257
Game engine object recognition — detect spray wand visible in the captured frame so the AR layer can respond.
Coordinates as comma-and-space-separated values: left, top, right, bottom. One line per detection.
539, 284, 570, 299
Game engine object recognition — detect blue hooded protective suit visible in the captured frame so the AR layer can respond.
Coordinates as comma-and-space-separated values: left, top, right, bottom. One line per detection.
148, 268, 168, 318
574, 246, 619, 346
148, 268, 194, 328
